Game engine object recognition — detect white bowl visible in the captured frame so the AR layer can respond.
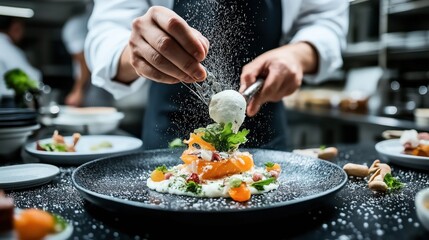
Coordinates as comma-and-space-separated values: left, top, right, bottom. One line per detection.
0, 124, 40, 155
60, 106, 118, 120
415, 187, 429, 231
52, 112, 124, 134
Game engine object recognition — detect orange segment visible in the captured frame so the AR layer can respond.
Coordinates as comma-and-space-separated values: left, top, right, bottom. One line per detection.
150, 170, 165, 182
180, 150, 199, 164
228, 183, 251, 202
197, 153, 254, 180
14, 208, 55, 240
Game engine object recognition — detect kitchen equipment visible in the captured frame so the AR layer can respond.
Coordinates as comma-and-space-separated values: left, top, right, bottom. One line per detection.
182, 67, 264, 105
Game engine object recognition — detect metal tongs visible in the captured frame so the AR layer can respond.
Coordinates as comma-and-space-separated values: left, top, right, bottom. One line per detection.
242, 78, 264, 104
180, 67, 264, 106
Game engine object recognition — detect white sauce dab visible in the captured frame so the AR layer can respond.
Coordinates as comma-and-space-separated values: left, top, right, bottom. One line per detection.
147, 165, 279, 199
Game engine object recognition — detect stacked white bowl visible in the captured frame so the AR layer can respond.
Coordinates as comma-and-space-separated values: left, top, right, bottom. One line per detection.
52, 106, 124, 134
0, 108, 40, 155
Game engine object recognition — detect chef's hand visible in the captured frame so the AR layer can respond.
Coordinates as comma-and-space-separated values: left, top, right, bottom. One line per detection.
239, 42, 318, 116
116, 6, 209, 84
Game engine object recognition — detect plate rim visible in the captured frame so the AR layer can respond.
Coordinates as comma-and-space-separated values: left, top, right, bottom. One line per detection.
0, 163, 59, 190
24, 135, 143, 165
375, 139, 429, 169
0, 124, 40, 134
72, 148, 348, 214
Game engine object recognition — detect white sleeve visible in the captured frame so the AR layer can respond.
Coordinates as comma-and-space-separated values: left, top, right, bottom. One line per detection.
286, 0, 349, 84
84, 0, 150, 99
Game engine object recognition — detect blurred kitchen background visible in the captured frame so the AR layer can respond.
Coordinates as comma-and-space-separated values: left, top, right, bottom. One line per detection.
0, 0, 428, 149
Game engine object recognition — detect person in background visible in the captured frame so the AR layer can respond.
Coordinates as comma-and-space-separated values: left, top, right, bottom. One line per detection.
85, 0, 349, 150
61, 4, 114, 107
0, 15, 41, 107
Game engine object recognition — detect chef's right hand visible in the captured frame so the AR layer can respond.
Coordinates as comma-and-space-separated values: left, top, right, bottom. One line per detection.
116, 6, 209, 84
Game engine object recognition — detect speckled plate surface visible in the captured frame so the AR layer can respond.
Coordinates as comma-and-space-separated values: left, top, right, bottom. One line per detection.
72, 149, 347, 221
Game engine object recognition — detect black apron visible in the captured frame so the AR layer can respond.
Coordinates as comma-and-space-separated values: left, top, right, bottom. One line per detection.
143, 0, 287, 150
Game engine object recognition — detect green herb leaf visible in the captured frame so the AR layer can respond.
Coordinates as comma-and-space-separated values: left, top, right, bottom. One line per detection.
199, 122, 249, 152
251, 177, 276, 191
168, 138, 186, 148
52, 213, 67, 233
185, 181, 202, 194
155, 165, 168, 173
264, 162, 275, 168
40, 143, 68, 152
320, 145, 326, 150
384, 173, 404, 191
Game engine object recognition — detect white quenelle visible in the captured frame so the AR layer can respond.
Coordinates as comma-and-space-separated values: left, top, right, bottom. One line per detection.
209, 90, 246, 132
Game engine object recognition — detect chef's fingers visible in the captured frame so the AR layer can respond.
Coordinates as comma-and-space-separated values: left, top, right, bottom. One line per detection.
246, 93, 263, 117
247, 63, 302, 116
246, 66, 282, 116
149, 7, 207, 62
192, 28, 209, 57
134, 17, 206, 82
263, 62, 303, 101
239, 59, 265, 93
131, 27, 196, 83
129, 48, 181, 84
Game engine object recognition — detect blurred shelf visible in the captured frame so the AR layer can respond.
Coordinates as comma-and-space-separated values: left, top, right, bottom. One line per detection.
388, 0, 429, 15
387, 47, 429, 59
343, 41, 381, 58
285, 105, 425, 131
350, 0, 371, 5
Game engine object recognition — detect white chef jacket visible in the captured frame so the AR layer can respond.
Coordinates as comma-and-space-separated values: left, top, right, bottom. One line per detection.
85, 0, 349, 100
0, 33, 41, 97
62, 10, 91, 80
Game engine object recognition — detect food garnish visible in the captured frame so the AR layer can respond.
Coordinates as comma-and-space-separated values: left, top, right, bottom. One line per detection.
14, 208, 68, 240
37, 130, 80, 152
383, 173, 404, 191
146, 122, 281, 202
400, 129, 429, 157
168, 138, 186, 148
343, 159, 404, 193
90, 141, 113, 151
195, 122, 249, 153
292, 146, 338, 161
251, 178, 276, 191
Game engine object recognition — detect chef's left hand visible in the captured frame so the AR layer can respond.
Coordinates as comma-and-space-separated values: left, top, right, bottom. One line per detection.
239, 42, 318, 116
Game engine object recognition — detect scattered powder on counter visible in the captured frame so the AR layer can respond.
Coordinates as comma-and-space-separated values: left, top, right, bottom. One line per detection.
316, 148, 429, 239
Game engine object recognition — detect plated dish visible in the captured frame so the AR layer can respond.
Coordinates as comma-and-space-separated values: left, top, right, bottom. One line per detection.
25, 135, 143, 165
0, 208, 73, 240
0, 164, 59, 190
72, 148, 347, 222
375, 139, 429, 170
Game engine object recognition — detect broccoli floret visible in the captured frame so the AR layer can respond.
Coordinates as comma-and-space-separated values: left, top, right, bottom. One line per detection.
4, 68, 39, 96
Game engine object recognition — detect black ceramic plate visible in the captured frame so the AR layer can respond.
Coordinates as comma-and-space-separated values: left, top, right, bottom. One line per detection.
72, 148, 347, 221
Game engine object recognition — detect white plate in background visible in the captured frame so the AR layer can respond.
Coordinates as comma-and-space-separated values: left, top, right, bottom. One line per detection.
375, 139, 429, 170
25, 135, 143, 165
0, 163, 59, 190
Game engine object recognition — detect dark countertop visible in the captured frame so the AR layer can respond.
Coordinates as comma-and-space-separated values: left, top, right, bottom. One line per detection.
3, 138, 429, 239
